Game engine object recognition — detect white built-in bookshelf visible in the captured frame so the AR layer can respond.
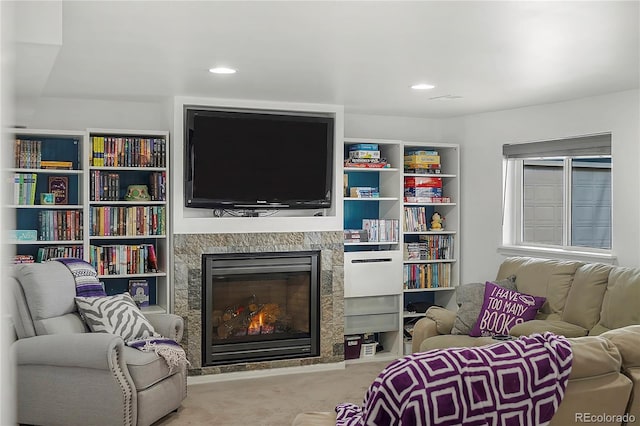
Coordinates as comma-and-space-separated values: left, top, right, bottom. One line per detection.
342, 138, 460, 360
8, 128, 171, 314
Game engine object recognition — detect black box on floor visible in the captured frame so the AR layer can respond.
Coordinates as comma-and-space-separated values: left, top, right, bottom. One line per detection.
344, 335, 363, 360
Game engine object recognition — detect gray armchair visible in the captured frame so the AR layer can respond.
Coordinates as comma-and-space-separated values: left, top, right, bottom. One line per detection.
9, 261, 187, 426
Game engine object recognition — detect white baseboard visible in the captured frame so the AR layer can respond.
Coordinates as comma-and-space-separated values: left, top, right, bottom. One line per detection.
187, 361, 347, 385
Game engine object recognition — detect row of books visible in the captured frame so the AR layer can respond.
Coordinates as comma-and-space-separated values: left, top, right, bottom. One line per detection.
89, 206, 166, 237
38, 210, 83, 241
89, 170, 167, 201
404, 207, 435, 232
404, 234, 454, 261
363, 218, 400, 243
403, 263, 452, 289
12, 173, 37, 205
91, 136, 166, 168
36, 245, 84, 262
90, 171, 120, 201
148, 171, 167, 201
14, 139, 42, 169
89, 243, 158, 276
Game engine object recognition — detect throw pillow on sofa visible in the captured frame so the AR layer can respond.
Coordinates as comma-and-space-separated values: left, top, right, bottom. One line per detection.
75, 292, 159, 341
469, 281, 546, 337
451, 275, 516, 335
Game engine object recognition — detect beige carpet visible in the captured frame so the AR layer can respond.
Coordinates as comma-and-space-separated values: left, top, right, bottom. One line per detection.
153, 361, 390, 426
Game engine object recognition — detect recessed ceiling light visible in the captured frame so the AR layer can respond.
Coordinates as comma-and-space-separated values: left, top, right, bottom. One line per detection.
209, 67, 237, 74
411, 83, 435, 90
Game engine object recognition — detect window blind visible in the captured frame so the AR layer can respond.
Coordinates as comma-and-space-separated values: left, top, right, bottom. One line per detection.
502, 133, 611, 158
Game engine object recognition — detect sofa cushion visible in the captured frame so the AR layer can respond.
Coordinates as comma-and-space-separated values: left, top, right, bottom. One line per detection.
495, 257, 582, 317
509, 319, 588, 338
469, 281, 546, 337
590, 267, 640, 335
451, 276, 516, 335
419, 334, 495, 352
75, 292, 159, 342
562, 263, 611, 330
600, 325, 640, 368
566, 335, 622, 379
123, 346, 174, 391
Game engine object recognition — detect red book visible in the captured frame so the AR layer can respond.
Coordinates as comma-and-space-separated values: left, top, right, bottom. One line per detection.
147, 244, 158, 272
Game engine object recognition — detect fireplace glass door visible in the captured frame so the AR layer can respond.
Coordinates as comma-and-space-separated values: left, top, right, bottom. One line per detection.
203, 251, 320, 365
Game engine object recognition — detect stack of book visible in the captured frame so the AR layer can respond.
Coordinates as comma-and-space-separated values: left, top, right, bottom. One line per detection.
349, 186, 380, 198
12, 254, 35, 264
343, 229, 369, 243
41, 160, 73, 170
404, 176, 450, 203
344, 143, 389, 168
404, 150, 440, 174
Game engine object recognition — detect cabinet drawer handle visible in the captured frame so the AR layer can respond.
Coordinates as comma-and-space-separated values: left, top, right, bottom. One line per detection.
351, 258, 393, 263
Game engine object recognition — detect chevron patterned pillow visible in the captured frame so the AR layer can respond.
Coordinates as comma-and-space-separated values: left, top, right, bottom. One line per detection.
75, 292, 158, 342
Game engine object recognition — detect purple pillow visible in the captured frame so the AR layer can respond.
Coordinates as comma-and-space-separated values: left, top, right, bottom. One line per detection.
469, 281, 546, 337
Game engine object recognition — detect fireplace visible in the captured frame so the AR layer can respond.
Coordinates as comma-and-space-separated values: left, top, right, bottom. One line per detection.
202, 251, 321, 366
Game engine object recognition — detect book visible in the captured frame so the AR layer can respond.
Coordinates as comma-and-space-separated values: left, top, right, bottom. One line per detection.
348, 143, 379, 151
129, 279, 150, 308
147, 244, 158, 272
41, 160, 73, 170
349, 150, 381, 159
48, 176, 69, 205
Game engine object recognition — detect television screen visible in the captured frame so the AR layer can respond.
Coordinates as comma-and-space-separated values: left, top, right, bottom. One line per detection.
184, 108, 334, 210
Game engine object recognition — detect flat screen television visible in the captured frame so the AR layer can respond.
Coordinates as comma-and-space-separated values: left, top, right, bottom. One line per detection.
184, 107, 334, 210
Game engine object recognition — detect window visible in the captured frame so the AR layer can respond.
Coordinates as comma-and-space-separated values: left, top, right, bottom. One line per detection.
503, 134, 612, 251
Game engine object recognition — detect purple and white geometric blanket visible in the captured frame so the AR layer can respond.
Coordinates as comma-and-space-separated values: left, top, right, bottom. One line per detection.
336, 332, 573, 426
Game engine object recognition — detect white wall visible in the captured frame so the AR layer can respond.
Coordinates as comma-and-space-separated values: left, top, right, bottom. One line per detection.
345, 113, 445, 142
455, 89, 640, 283
15, 97, 167, 131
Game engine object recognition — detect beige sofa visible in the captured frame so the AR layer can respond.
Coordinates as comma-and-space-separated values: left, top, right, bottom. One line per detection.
293, 257, 640, 425
413, 256, 640, 352
293, 325, 640, 425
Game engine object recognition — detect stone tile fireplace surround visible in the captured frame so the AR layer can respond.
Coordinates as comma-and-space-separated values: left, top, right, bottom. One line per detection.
173, 231, 345, 376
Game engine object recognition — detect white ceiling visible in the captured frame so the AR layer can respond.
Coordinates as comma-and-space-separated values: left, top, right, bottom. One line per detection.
12, 1, 640, 118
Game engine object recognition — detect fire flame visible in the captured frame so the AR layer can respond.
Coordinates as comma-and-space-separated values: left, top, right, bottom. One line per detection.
249, 312, 265, 330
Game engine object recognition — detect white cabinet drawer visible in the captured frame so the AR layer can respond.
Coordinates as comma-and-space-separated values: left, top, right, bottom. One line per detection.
345, 313, 399, 334
344, 250, 402, 297
345, 295, 400, 316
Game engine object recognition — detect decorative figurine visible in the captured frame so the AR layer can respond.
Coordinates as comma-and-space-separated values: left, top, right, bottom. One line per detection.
429, 211, 444, 231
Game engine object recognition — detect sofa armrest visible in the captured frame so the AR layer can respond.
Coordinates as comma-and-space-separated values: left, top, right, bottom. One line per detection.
411, 307, 457, 353
15, 333, 125, 370
145, 313, 184, 342
425, 306, 456, 334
